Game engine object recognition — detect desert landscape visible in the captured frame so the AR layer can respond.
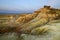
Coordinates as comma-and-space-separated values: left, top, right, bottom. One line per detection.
0, 6, 60, 40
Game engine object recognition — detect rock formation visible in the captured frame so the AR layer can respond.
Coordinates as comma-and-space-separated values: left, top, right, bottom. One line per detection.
0, 6, 60, 35
15, 5, 60, 34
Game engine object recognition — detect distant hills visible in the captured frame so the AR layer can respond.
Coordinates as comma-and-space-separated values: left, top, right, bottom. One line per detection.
0, 10, 34, 14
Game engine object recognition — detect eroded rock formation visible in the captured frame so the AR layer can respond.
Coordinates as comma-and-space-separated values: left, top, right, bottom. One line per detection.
0, 6, 60, 35
15, 6, 60, 34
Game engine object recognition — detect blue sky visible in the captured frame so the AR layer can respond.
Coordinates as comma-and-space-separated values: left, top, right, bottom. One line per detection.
0, 0, 60, 13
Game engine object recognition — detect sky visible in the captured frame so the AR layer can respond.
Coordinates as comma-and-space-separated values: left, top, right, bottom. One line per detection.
0, 0, 60, 13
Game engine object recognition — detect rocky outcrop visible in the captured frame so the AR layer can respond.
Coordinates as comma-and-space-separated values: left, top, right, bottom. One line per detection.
0, 6, 60, 35
15, 6, 60, 34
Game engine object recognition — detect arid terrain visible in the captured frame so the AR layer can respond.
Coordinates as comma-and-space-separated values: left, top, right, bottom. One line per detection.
0, 6, 60, 40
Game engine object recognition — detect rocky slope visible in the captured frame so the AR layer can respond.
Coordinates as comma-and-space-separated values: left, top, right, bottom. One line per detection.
0, 19, 60, 40
0, 5, 60, 40
15, 6, 60, 34
0, 5, 60, 34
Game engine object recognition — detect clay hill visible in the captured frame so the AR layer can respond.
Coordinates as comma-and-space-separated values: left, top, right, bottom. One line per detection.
16, 6, 60, 23
0, 6, 60, 34
15, 6, 60, 34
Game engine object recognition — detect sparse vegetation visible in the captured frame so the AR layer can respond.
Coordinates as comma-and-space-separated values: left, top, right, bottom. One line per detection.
0, 6, 60, 40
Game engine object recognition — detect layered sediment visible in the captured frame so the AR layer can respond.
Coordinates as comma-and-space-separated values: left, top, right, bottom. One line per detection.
0, 6, 60, 35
